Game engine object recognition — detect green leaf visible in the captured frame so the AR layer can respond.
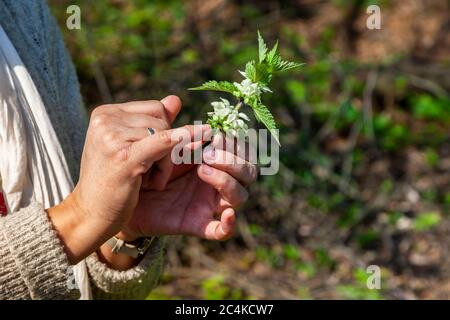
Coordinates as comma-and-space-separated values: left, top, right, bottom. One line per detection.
275, 60, 304, 72
245, 61, 257, 82
266, 40, 279, 66
255, 63, 272, 85
244, 61, 272, 86
257, 30, 268, 63
251, 101, 280, 145
259, 34, 303, 74
189, 81, 237, 95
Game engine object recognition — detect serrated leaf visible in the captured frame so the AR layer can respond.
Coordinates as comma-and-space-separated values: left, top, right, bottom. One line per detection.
255, 63, 272, 85
266, 40, 279, 65
245, 61, 257, 82
189, 81, 237, 95
257, 30, 268, 63
244, 60, 272, 86
274, 60, 304, 72
251, 102, 280, 145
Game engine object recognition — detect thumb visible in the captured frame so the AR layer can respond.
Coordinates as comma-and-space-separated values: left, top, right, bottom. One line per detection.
160, 95, 182, 124
130, 124, 211, 168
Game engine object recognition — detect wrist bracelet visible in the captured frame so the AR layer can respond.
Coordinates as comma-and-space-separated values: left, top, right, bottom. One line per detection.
106, 236, 155, 258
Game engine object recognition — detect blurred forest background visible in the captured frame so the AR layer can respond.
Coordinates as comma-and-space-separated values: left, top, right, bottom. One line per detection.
49, 0, 450, 299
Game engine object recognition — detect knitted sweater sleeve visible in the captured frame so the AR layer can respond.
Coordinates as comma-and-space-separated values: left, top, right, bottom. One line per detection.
0, 202, 79, 299
86, 238, 165, 300
0, 201, 164, 300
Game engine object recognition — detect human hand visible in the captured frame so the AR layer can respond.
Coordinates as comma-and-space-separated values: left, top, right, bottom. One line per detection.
49, 99, 207, 263
120, 132, 258, 241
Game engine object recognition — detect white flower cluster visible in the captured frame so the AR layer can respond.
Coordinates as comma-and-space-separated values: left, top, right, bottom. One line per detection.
206, 71, 273, 138
233, 71, 271, 98
207, 98, 250, 136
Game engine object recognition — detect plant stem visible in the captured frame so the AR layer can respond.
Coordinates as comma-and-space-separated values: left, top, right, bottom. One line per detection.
235, 101, 243, 111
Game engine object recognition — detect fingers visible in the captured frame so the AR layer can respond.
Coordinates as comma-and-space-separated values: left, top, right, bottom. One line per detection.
112, 95, 181, 126
118, 112, 169, 130
197, 164, 249, 207
211, 133, 257, 163
144, 96, 183, 189
125, 96, 182, 188
93, 102, 170, 139
114, 100, 170, 123
160, 95, 182, 124
203, 146, 258, 186
143, 155, 174, 191
202, 208, 236, 241
130, 124, 210, 174
119, 127, 156, 142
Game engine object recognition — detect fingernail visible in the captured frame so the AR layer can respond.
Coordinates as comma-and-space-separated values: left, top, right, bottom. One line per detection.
202, 165, 213, 175
204, 147, 216, 160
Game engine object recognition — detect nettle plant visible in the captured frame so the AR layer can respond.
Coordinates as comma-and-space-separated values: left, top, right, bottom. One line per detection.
189, 31, 303, 145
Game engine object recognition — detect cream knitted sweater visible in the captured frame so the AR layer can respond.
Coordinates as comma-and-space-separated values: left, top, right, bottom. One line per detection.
0, 0, 164, 299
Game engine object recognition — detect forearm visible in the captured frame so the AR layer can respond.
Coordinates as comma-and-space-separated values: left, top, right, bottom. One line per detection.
48, 192, 143, 270
47, 192, 120, 265
48, 192, 163, 299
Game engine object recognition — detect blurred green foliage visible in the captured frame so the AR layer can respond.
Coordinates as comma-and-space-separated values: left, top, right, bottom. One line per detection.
413, 212, 441, 231
201, 275, 246, 300
336, 267, 383, 300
